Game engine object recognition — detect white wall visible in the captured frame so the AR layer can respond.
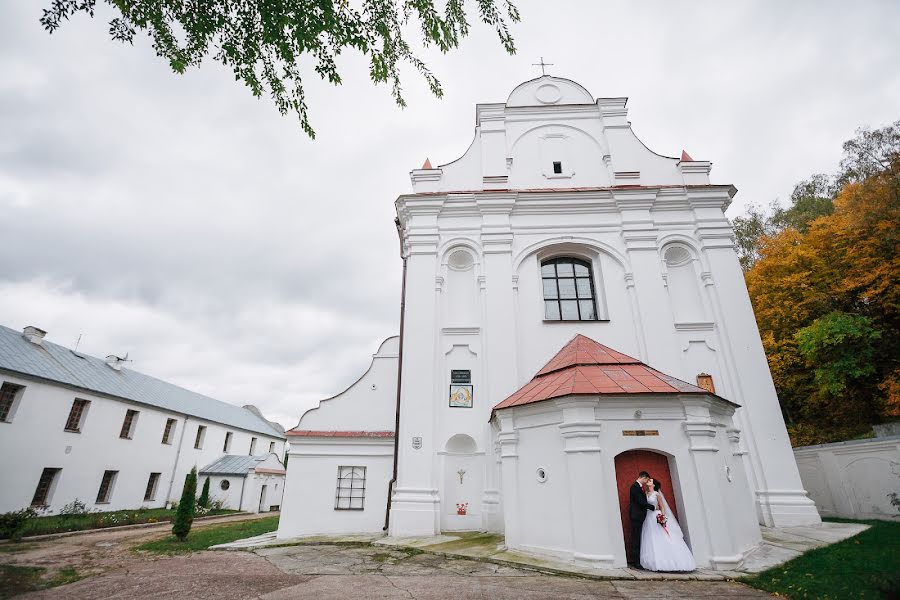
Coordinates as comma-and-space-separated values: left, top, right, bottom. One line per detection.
0, 371, 285, 514
794, 436, 900, 521
278, 437, 394, 538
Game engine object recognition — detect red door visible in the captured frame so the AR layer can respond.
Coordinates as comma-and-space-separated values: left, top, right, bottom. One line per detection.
614, 450, 680, 564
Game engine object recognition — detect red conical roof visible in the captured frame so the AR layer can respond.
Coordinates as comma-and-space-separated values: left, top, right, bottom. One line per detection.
421, 158, 433, 169
680, 150, 694, 162
493, 334, 718, 411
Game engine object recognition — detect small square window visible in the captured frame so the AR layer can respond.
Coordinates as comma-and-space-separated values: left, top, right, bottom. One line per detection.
335, 466, 366, 510
162, 418, 177, 444
120, 409, 139, 439
0, 382, 24, 423
194, 425, 206, 449
65, 399, 90, 432
96, 470, 118, 504
144, 472, 161, 501
552, 161, 563, 174
31, 468, 61, 507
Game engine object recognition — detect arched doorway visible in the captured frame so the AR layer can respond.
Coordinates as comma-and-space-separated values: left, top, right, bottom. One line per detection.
614, 450, 681, 565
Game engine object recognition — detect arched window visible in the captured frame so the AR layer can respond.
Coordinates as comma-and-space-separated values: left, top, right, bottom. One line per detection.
541, 257, 598, 321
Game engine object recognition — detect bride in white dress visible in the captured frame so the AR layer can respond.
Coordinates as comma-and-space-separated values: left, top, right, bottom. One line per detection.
639, 479, 696, 572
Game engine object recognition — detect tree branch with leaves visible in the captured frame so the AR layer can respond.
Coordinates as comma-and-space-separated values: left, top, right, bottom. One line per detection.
41, 0, 520, 137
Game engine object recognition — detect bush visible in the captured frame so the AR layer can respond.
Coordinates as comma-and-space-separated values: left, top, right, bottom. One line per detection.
172, 467, 197, 541
198, 477, 210, 509
0, 508, 38, 541
59, 499, 90, 519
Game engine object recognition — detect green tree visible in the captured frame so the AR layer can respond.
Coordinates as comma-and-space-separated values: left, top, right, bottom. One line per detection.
198, 476, 210, 509
172, 467, 198, 541
40, 0, 520, 137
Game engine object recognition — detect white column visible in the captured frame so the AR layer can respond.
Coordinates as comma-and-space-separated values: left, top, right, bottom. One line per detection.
389, 224, 441, 537
699, 221, 820, 527
557, 398, 616, 568
496, 413, 521, 546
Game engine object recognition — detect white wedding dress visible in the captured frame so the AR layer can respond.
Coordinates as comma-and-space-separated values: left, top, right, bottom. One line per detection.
639, 490, 696, 572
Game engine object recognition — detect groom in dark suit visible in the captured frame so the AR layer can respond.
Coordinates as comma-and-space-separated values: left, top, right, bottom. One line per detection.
629, 471, 656, 567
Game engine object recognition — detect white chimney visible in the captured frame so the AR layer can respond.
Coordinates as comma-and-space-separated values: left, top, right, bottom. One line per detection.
105, 355, 123, 371
23, 326, 47, 345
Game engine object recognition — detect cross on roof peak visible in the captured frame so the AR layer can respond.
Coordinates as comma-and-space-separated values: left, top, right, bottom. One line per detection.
532, 57, 554, 76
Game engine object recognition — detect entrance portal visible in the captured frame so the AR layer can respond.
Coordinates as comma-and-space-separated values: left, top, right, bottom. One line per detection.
614, 450, 680, 564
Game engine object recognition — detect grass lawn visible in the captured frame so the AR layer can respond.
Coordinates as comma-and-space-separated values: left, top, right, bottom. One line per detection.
134, 515, 279, 555
741, 518, 900, 599
17, 507, 237, 538
0, 564, 83, 599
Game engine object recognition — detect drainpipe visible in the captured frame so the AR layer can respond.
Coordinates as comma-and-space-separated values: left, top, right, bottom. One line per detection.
165, 415, 189, 506
384, 217, 408, 532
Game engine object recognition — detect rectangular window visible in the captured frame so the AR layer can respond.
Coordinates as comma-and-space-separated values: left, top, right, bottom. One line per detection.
249, 437, 257, 455
194, 425, 206, 449
0, 382, 24, 422
31, 468, 61, 507
223, 431, 233, 452
119, 409, 139, 439
64, 399, 90, 432
552, 160, 563, 174
144, 472, 161, 501
268, 441, 275, 453
162, 418, 177, 444
96, 470, 118, 504
334, 466, 366, 510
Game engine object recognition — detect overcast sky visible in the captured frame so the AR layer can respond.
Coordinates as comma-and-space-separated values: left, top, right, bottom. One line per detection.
1, 1, 898, 429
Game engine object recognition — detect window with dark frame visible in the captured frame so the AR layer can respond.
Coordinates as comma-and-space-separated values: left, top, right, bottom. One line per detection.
194, 425, 206, 449
96, 470, 118, 504
223, 431, 233, 452
0, 382, 23, 422
268, 441, 275, 453
541, 257, 599, 321
334, 466, 366, 510
31, 468, 61, 507
162, 418, 177, 444
552, 160, 563, 174
64, 399, 90, 432
144, 472, 161, 501
119, 409, 139, 439
249, 437, 257, 455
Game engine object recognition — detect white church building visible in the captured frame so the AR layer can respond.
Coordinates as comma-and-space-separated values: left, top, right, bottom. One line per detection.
277, 75, 821, 570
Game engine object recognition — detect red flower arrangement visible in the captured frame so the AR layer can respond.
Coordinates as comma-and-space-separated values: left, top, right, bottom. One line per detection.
456, 502, 468, 515
656, 512, 670, 537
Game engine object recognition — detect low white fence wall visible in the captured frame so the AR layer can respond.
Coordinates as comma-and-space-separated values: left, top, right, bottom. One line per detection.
794, 436, 900, 521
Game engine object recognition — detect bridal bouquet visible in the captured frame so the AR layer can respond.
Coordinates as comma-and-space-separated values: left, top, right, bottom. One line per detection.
656, 512, 670, 537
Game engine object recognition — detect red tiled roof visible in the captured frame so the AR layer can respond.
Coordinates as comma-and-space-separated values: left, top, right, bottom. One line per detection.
254, 467, 287, 475
285, 430, 395, 438
493, 335, 715, 411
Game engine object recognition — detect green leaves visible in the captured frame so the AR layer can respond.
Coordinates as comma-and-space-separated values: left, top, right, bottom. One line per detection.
40, 0, 520, 137
795, 311, 881, 396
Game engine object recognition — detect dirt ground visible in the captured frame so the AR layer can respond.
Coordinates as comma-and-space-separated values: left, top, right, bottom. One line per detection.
1, 516, 773, 599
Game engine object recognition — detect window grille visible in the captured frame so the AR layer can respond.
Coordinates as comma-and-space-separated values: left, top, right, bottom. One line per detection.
0, 382, 23, 422
120, 409, 139, 439
31, 468, 61, 507
162, 418, 177, 444
540, 257, 598, 321
144, 472, 161, 501
64, 399, 90, 432
334, 466, 366, 510
96, 470, 118, 504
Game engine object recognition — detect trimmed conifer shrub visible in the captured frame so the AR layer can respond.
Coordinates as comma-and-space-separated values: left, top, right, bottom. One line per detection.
172, 467, 197, 541
198, 477, 210, 509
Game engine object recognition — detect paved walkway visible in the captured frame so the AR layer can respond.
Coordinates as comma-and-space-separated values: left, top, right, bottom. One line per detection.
224, 521, 867, 581
1, 515, 774, 598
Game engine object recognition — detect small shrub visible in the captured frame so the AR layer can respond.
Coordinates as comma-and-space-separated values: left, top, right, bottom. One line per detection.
0, 508, 38, 541
172, 467, 197, 541
198, 477, 211, 509
59, 499, 90, 519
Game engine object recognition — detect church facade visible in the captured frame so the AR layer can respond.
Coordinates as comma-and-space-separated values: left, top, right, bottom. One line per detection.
277, 75, 821, 570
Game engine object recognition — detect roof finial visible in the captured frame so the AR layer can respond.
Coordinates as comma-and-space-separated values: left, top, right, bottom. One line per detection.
532, 56, 554, 76
421, 157, 433, 169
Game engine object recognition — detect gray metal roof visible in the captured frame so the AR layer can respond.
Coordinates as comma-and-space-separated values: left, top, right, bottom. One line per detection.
0, 325, 284, 439
199, 454, 270, 476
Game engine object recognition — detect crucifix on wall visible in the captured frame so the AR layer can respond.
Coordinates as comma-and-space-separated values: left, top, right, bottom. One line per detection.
457, 469, 466, 484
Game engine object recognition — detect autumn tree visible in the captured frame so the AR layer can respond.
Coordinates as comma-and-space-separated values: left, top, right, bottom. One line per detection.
40, 0, 520, 137
742, 120, 900, 445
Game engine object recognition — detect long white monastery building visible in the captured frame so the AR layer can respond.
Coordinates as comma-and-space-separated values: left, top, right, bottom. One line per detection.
277, 75, 821, 570
0, 324, 286, 514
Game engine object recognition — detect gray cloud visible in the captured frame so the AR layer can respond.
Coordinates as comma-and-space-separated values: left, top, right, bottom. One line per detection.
1, 0, 898, 427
